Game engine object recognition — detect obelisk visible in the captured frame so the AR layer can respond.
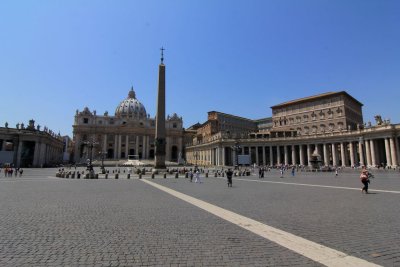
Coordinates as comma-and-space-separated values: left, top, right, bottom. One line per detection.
154, 47, 166, 169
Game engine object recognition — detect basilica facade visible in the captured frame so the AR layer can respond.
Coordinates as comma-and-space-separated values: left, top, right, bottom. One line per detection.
186, 91, 399, 168
73, 88, 184, 163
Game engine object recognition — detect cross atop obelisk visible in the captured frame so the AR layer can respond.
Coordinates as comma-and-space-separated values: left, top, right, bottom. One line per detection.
160, 47, 165, 64
154, 47, 166, 169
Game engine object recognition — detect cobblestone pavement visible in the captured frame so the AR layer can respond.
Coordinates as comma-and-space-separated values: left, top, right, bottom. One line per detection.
0, 167, 399, 266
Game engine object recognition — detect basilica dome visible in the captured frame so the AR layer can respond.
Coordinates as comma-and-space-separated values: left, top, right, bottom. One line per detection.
115, 88, 147, 119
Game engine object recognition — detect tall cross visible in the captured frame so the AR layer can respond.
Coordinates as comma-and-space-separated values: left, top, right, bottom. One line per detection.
160, 47, 165, 63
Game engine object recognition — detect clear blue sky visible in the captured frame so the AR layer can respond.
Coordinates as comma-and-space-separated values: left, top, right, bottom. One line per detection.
1, 0, 399, 136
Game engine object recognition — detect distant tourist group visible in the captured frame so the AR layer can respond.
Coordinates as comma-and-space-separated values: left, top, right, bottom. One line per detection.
1, 166, 23, 177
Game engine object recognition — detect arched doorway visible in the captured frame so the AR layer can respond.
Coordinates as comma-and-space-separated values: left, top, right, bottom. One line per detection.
149, 149, 154, 159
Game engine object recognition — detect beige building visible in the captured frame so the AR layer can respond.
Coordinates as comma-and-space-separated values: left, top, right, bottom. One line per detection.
0, 120, 64, 167
186, 91, 399, 168
271, 91, 363, 135
73, 88, 184, 163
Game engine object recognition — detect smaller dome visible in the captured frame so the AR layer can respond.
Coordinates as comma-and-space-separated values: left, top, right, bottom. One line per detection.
115, 87, 147, 120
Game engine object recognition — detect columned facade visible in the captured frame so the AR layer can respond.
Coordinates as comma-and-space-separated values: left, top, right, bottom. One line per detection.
186, 125, 400, 169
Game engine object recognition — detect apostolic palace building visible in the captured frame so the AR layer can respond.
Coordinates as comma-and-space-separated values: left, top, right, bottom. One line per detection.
185, 91, 400, 169
73, 88, 184, 163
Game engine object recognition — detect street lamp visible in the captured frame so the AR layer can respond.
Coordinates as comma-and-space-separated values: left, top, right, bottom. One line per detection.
231, 142, 241, 169
99, 151, 107, 174
82, 139, 98, 173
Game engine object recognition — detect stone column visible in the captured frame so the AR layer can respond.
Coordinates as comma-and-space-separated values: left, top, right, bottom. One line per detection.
323, 143, 329, 166
349, 142, 355, 167
143, 136, 147, 159
284, 145, 288, 165
39, 143, 46, 167
292, 145, 297, 165
307, 144, 312, 166
365, 140, 372, 167
103, 134, 107, 154
262, 146, 266, 166
358, 141, 365, 167
114, 135, 118, 159
118, 135, 122, 159
269, 146, 273, 166
277, 146, 281, 165
136, 136, 140, 158
332, 143, 338, 167
125, 135, 129, 159
33, 141, 40, 167
222, 146, 226, 166
216, 147, 220, 166
219, 146, 224, 166
384, 138, 392, 167
390, 137, 398, 167
299, 145, 305, 166
354, 143, 359, 166
340, 142, 346, 167
370, 139, 377, 167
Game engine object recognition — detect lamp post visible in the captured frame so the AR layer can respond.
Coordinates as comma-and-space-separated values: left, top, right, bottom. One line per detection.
99, 151, 107, 174
231, 142, 241, 170
82, 139, 98, 173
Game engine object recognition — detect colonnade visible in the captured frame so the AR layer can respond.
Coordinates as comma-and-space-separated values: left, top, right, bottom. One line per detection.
187, 136, 399, 168
0, 137, 63, 168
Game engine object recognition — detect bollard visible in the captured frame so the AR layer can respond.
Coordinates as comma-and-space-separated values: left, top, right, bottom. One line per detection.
151, 173, 154, 179
105, 173, 108, 179
239, 172, 242, 176
71, 173, 75, 178
205, 173, 208, 178
85, 173, 89, 179
185, 172, 188, 178
77, 173, 81, 179
139, 173, 142, 179
222, 172, 224, 177
163, 173, 167, 179
115, 173, 119, 179
95, 174, 99, 179
66, 174, 70, 178
175, 173, 178, 178
214, 173, 217, 177
127, 173, 130, 179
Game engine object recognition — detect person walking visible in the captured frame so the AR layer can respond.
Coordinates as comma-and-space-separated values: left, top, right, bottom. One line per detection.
189, 169, 193, 182
291, 166, 295, 177
360, 168, 370, 194
195, 170, 201, 183
280, 167, 284, 178
226, 168, 233, 187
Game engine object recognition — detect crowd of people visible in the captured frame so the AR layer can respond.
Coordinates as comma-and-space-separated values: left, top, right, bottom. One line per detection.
1, 166, 23, 177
